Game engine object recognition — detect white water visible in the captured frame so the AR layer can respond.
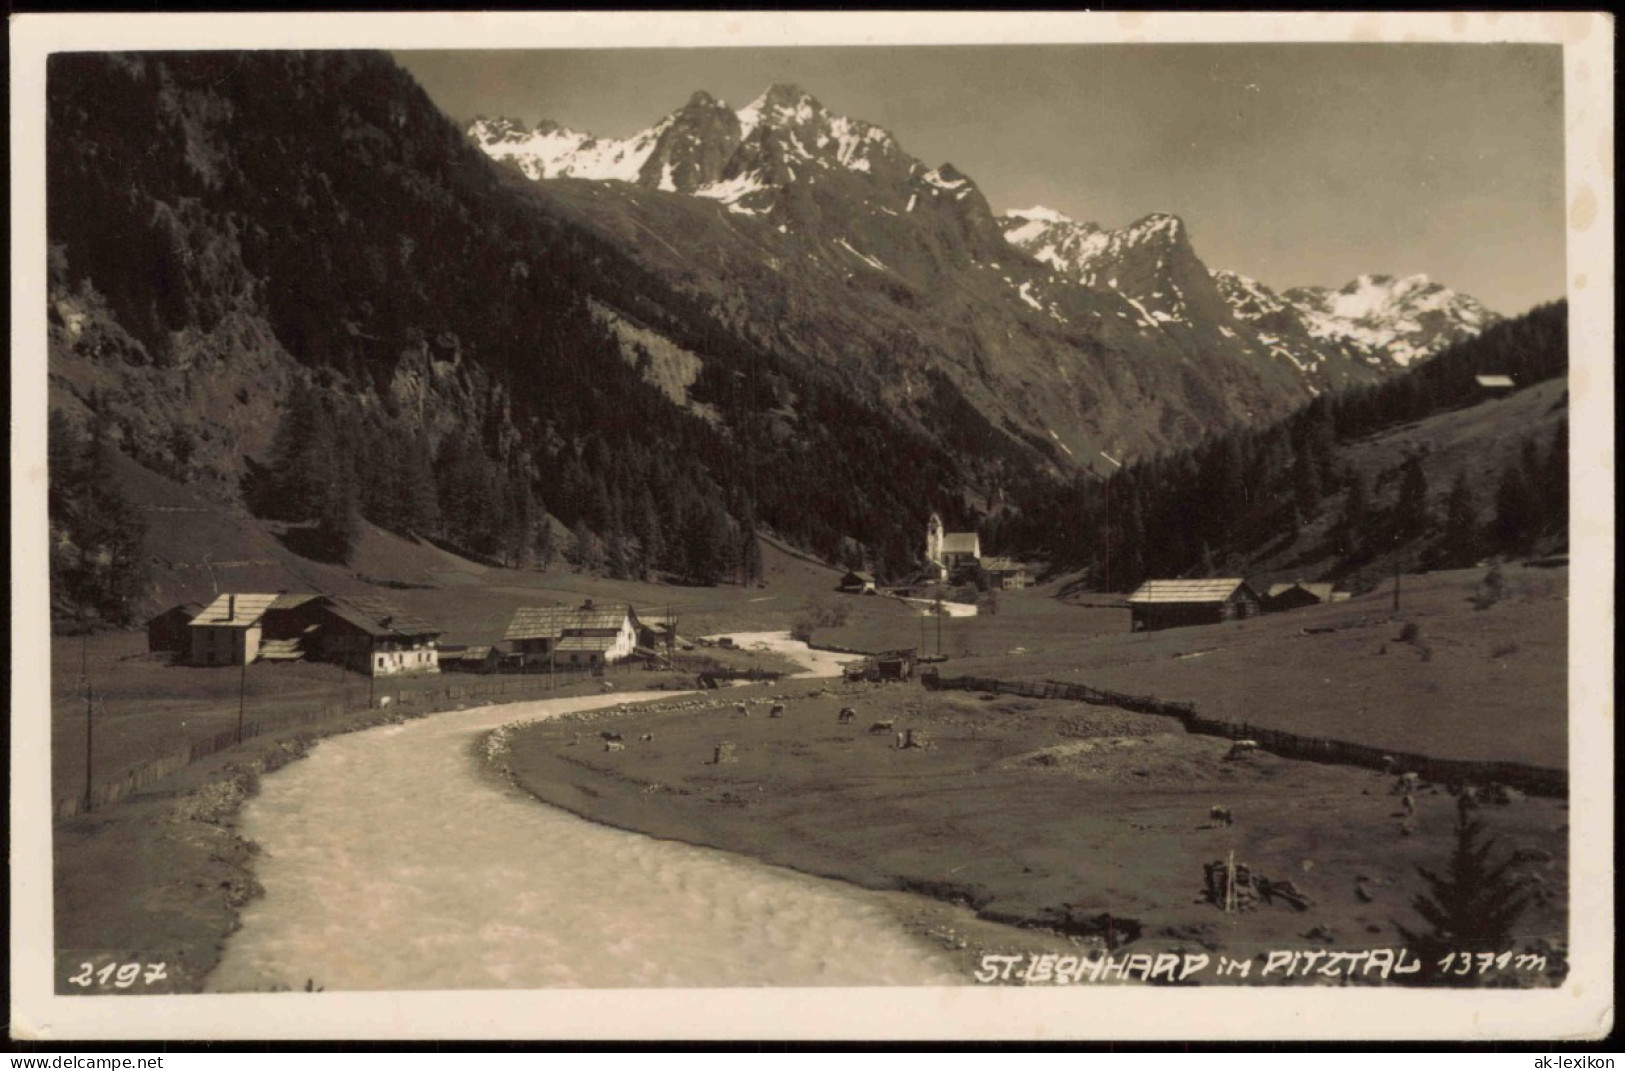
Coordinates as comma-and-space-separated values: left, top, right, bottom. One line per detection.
706, 631, 859, 678
897, 597, 979, 618
207, 636, 960, 991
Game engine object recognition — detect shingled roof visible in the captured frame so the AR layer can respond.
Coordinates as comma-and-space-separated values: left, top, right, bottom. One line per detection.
189, 593, 280, 627
940, 533, 980, 554
505, 604, 637, 642
555, 634, 619, 654
1127, 579, 1253, 605
1266, 582, 1335, 602
321, 595, 441, 638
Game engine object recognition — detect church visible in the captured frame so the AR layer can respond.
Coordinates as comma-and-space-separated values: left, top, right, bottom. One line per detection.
925, 512, 981, 581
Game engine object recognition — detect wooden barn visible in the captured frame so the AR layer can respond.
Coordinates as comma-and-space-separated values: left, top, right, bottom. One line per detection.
1264, 581, 1338, 613
981, 558, 1030, 590
1127, 579, 1263, 632
440, 644, 498, 673
146, 601, 202, 654
839, 570, 877, 595
636, 613, 677, 650
257, 594, 328, 662
875, 648, 917, 681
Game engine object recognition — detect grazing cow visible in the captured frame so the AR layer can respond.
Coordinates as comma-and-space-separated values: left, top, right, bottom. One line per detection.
639, 733, 655, 742
604, 741, 625, 752
1209, 805, 1233, 826
838, 707, 856, 724
600, 731, 623, 742
1399, 820, 1416, 836
1381, 755, 1397, 775
769, 704, 785, 718
1393, 771, 1420, 794
868, 720, 895, 734
734, 702, 749, 718
1401, 792, 1416, 816
1226, 740, 1258, 759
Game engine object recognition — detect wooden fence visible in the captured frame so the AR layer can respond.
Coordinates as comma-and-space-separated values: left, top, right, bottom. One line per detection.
53, 671, 632, 821
922, 672, 1566, 798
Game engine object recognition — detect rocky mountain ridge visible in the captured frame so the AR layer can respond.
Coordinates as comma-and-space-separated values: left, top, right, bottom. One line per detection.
1002, 206, 1500, 379
468, 84, 1495, 435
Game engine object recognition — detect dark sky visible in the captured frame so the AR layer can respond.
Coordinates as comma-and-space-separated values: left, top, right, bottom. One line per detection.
396, 44, 1566, 315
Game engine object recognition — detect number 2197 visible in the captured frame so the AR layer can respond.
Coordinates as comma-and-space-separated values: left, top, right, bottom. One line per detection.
67, 961, 168, 989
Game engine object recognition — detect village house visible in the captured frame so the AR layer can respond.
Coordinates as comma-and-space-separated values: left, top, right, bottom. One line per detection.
505, 600, 640, 670
256, 593, 328, 662
1264, 581, 1346, 613
980, 558, 1030, 590
147, 601, 202, 654
839, 569, 878, 595
926, 512, 981, 580
635, 613, 678, 652
184, 592, 438, 673
187, 593, 281, 666
1474, 374, 1516, 395
311, 595, 442, 677
440, 644, 498, 674
844, 648, 918, 682
1126, 578, 1263, 632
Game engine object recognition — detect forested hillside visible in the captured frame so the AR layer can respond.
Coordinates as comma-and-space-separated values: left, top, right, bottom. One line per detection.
47, 52, 982, 625
996, 301, 1569, 591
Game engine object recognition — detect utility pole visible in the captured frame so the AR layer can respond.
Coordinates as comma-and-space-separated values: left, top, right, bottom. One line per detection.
935, 582, 943, 657
236, 652, 248, 744
82, 614, 94, 813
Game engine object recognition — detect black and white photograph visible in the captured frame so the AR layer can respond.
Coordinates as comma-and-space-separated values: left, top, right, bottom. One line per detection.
9, 11, 1614, 1042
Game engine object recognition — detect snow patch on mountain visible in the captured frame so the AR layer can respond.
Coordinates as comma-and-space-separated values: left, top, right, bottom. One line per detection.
835, 237, 888, 272
1216, 270, 1500, 371
469, 116, 664, 183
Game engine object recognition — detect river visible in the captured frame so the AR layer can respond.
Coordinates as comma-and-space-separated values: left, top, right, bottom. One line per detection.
206, 635, 961, 991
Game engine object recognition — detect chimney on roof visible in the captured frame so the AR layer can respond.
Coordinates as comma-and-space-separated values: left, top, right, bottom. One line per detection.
228, 594, 236, 620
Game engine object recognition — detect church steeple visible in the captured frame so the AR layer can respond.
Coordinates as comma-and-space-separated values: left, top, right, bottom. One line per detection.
926, 512, 944, 567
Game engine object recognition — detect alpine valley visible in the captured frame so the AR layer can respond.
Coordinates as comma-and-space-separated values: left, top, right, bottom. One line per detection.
470, 83, 1499, 468
48, 52, 1512, 614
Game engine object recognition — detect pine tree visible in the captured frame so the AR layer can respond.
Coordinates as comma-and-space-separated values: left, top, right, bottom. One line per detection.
1292, 447, 1322, 521
1542, 420, 1568, 538
1400, 797, 1533, 972
533, 513, 557, 569
80, 424, 151, 622
630, 490, 663, 580
402, 431, 441, 536
570, 517, 601, 571
1335, 472, 1370, 558
1394, 455, 1430, 537
1440, 471, 1482, 567
1493, 455, 1542, 552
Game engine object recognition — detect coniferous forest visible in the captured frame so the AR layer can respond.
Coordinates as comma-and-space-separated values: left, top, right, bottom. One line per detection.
45, 51, 1571, 625
993, 301, 1569, 591
47, 50, 975, 617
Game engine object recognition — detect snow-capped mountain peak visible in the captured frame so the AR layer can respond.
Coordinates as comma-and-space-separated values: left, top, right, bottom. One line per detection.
1278, 272, 1500, 368
737, 82, 823, 136
1006, 205, 1074, 224
470, 83, 913, 203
